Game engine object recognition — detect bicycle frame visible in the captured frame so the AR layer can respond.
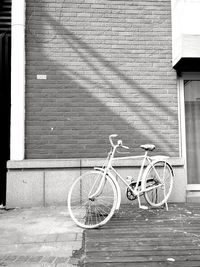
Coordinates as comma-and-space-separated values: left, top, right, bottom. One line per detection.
90, 140, 169, 210
111, 154, 168, 193
68, 135, 173, 229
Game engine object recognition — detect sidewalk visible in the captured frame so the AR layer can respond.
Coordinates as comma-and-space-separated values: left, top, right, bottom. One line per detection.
84, 203, 200, 266
1, 203, 200, 266
0, 206, 84, 267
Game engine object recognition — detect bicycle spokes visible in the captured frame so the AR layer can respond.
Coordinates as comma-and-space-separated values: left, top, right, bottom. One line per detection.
143, 161, 173, 208
68, 170, 117, 228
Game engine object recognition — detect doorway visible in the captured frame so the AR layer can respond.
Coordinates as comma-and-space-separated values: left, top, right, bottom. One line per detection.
0, 0, 12, 205
184, 79, 200, 190
0, 33, 11, 205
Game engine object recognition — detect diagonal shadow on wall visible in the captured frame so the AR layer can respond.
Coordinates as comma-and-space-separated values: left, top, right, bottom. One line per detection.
25, 2, 179, 159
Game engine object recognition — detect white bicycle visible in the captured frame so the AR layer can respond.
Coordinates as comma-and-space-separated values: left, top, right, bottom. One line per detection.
68, 134, 174, 229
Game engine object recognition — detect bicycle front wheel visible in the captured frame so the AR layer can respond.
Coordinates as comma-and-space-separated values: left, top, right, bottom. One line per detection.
143, 161, 173, 207
68, 170, 118, 229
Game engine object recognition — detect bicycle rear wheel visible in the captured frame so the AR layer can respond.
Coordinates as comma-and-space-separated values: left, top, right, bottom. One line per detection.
143, 161, 173, 207
68, 170, 117, 229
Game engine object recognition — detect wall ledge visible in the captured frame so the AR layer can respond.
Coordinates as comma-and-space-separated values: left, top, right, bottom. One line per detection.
7, 157, 185, 170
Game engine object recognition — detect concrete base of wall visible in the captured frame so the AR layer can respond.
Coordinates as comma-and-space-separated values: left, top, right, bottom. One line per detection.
187, 191, 200, 202
6, 157, 186, 208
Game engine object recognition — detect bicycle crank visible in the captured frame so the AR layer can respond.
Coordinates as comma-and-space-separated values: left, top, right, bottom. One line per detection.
126, 182, 138, 201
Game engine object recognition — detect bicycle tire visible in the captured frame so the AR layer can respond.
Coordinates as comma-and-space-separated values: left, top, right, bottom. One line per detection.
143, 160, 173, 207
68, 170, 118, 229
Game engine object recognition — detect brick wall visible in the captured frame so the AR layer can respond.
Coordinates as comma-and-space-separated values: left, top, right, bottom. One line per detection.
25, 0, 178, 159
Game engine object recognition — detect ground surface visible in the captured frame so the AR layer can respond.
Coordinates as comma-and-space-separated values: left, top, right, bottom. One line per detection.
84, 203, 200, 267
0, 206, 83, 266
0, 203, 200, 266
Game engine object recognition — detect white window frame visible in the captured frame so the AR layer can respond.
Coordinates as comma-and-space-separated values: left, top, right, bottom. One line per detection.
179, 72, 200, 191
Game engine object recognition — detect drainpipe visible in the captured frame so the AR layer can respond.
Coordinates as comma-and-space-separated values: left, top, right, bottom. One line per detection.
10, 0, 25, 160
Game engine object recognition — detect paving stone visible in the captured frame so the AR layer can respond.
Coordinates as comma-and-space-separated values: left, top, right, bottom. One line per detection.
0, 255, 8, 261
75, 233, 83, 241
56, 233, 77, 242
29, 256, 43, 263
5, 264, 52, 267
15, 255, 30, 262
54, 257, 68, 264
68, 258, 80, 266
41, 256, 56, 264
21, 235, 47, 244
44, 234, 57, 243
56, 264, 75, 267
4, 255, 18, 262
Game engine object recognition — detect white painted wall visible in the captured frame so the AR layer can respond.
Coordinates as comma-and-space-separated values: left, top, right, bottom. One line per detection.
10, 0, 26, 160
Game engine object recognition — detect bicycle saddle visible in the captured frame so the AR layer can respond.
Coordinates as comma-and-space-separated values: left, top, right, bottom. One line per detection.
140, 144, 155, 151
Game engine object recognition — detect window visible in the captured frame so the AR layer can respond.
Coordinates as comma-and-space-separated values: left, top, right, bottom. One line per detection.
184, 80, 200, 184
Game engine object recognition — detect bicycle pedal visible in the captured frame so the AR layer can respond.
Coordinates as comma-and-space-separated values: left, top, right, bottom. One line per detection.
139, 205, 148, 210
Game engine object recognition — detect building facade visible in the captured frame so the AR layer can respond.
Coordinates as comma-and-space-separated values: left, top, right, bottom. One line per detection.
6, 0, 200, 207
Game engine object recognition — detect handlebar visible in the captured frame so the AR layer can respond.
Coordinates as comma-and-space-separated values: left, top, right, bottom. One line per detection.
109, 134, 129, 150
118, 140, 129, 150
109, 134, 118, 148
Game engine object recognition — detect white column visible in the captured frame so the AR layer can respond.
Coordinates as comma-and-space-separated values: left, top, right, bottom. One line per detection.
10, 0, 25, 160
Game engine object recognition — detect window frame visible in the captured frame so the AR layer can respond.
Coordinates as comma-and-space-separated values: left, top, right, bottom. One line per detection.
179, 72, 200, 190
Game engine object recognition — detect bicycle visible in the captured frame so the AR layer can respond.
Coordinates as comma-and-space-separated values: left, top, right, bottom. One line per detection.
68, 134, 174, 229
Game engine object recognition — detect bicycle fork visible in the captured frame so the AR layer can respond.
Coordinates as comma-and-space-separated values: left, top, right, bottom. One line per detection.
87, 170, 107, 200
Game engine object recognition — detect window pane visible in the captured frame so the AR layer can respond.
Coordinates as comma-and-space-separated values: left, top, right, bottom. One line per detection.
184, 81, 200, 184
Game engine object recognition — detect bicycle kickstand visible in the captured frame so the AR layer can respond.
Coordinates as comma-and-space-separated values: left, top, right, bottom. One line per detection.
164, 201, 169, 211
163, 183, 169, 211
138, 194, 148, 210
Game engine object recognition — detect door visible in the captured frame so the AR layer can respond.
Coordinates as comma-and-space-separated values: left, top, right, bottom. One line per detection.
0, 33, 11, 205
184, 80, 200, 188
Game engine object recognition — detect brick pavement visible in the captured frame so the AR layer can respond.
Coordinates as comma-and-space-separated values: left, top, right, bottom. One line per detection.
0, 206, 84, 267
